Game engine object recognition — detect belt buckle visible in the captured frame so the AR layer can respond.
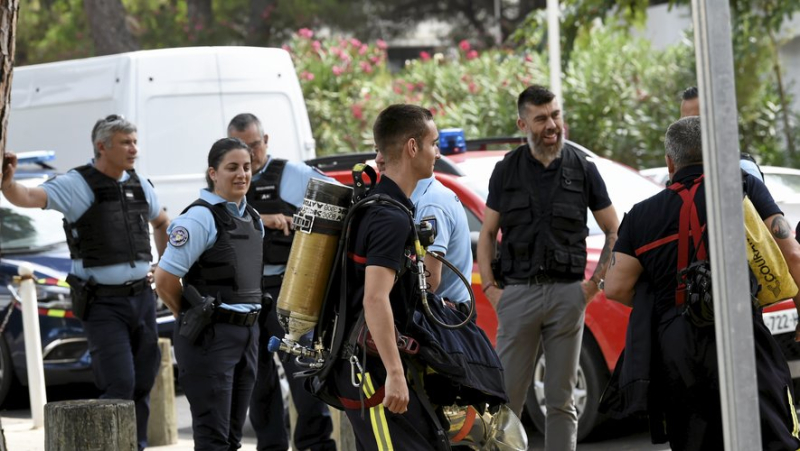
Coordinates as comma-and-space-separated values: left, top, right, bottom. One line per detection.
532, 274, 549, 285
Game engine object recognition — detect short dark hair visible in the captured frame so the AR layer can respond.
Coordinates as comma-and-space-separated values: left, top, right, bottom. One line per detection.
227, 113, 264, 136
372, 104, 433, 164
206, 137, 252, 190
682, 86, 698, 101
518, 85, 556, 117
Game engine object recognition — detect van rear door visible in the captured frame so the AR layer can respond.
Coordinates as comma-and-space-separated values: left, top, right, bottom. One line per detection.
135, 49, 225, 216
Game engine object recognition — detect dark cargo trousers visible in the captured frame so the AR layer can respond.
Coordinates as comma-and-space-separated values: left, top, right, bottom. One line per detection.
249, 283, 335, 451
82, 286, 161, 451
175, 319, 258, 451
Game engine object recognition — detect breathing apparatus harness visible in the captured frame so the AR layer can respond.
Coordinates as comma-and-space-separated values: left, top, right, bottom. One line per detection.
277, 164, 476, 396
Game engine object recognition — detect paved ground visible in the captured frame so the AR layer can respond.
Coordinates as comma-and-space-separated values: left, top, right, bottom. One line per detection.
0, 384, 669, 450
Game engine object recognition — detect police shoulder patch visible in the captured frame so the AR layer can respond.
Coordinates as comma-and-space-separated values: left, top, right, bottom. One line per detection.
169, 226, 189, 247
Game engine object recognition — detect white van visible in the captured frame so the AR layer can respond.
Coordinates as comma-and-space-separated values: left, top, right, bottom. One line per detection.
8, 46, 316, 216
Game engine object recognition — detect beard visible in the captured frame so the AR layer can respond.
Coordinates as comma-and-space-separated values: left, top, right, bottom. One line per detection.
527, 128, 563, 158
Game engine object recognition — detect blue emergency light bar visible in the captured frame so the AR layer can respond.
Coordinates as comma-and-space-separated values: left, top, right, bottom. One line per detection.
17, 150, 56, 165
439, 128, 466, 155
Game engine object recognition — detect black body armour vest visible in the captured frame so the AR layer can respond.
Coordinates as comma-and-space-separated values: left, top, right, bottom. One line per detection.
245, 159, 297, 265
183, 200, 263, 305
499, 144, 590, 278
64, 165, 152, 268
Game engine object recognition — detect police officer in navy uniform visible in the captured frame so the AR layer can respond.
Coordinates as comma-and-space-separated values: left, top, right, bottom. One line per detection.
605, 116, 800, 450
477, 85, 618, 450
227, 113, 335, 451
2, 115, 169, 450
155, 138, 263, 450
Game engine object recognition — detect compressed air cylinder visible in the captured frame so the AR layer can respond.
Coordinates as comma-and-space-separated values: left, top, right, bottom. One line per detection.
276, 179, 352, 342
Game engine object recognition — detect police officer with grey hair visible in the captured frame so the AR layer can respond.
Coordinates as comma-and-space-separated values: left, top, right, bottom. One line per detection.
2, 115, 169, 450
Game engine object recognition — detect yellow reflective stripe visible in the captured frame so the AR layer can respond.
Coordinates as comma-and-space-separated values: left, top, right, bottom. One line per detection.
357, 373, 393, 451
788, 387, 800, 439
47, 309, 66, 318
472, 273, 481, 284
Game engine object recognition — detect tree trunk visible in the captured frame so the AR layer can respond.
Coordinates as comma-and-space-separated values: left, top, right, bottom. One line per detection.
45, 399, 137, 451
245, 0, 278, 46
82, 0, 139, 56
0, 0, 20, 193
187, 0, 213, 39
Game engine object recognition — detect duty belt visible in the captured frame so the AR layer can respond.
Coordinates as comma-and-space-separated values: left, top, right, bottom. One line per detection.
93, 278, 148, 297
504, 274, 577, 286
213, 309, 260, 327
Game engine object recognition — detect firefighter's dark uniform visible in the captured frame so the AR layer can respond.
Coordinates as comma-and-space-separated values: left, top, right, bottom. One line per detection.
331, 175, 442, 450
613, 164, 800, 451
160, 191, 263, 451
246, 158, 335, 451
47, 164, 161, 451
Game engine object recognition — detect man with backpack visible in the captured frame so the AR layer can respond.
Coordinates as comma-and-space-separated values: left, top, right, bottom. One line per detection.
604, 116, 800, 450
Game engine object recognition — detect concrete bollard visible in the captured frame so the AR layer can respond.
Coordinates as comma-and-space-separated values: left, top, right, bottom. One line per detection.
45, 399, 136, 450
147, 337, 177, 446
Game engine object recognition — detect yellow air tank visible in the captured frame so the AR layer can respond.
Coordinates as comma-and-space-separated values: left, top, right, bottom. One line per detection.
276, 179, 352, 343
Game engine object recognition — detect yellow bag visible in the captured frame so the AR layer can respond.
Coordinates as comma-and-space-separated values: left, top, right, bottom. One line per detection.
743, 196, 798, 307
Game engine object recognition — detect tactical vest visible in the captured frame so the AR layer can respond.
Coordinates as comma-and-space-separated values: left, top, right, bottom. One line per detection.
183, 199, 264, 305
246, 158, 297, 265
498, 144, 590, 278
63, 165, 152, 268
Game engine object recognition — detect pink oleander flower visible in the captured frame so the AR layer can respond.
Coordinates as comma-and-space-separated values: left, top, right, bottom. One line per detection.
466, 50, 479, 60
468, 82, 478, 94
376, 39, 388, 50
359, 61, 373, 73
298, 28, 314, 39
459, 40, 471, 51
359, 44, 369, 55
420, 51, 431, 61
301, 71, 315, 81
350, 38, 362, 47
351, 104, 364, 120
332, 66, 344, 76
312, 40, 321, 52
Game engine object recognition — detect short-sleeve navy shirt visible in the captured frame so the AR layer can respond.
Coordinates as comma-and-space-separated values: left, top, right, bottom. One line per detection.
614, 164, 781, 311
346, 175, 417, 331
486, 144, 612, 213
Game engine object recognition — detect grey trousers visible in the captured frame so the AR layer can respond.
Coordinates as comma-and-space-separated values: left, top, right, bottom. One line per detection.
495, 281, 585, 451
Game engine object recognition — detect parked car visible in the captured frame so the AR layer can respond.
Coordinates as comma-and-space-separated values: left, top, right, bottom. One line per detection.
0, 152, 175, 406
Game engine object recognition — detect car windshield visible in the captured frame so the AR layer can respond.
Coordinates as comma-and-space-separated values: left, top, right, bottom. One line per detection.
454, 152, 662, 235
0, 179, 65, 252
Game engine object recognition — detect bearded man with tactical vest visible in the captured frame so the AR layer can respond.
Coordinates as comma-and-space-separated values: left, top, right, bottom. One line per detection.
1, 115, 169, 451
227, 113, 336, 451
477, 85, 619, 451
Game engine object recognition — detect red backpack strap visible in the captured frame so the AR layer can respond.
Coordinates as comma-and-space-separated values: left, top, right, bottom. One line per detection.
670, 175, 706, 305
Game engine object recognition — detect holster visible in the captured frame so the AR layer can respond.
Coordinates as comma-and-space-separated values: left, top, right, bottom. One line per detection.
491, 258, 506, 289
179, 285, 217, 344
66, 273, 95, 321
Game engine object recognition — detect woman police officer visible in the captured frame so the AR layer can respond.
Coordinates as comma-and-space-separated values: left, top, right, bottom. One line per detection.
155, 138, 264, 450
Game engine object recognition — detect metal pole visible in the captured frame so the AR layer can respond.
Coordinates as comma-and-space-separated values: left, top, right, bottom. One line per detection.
546, 0, 562, 105
691, 1, 761, 449
19, 263, 47, 428
493, 0, 502, 45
